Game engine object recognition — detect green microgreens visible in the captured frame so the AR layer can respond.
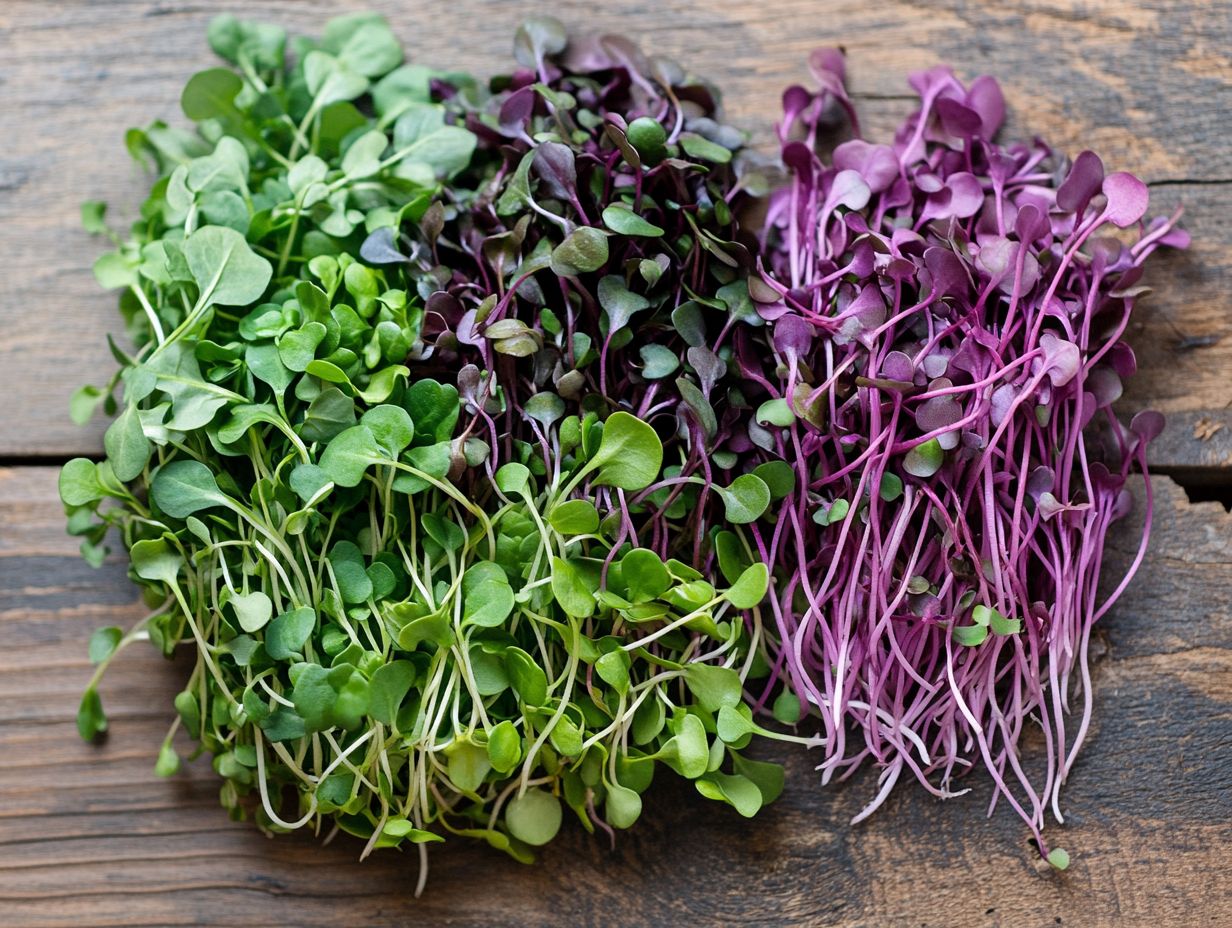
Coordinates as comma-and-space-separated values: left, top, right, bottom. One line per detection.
61, 11, 796, 890
68, 384, 785, 886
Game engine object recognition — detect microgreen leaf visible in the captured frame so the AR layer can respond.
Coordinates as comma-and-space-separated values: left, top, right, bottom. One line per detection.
150, 461, 228, 518
367, 661, 416, 726
548, 714, 583, 756
771, 690, 803, 725
81, 200, 107, 235
264, 607, 316, 661
639, 344, 680, 379
329, 541, 373, 604
319, 425, 384, 488
679, 133, 733, 164
605, 784, 643, 829
756, 398, 795, 428
104, 403, 151, 482
548, 499, 599, 535
751, 460, 796, 500
462, 562, 515, 628
88, 627, 123, 664
395, 607, 452, 651
718, 474, 770, 524
494, 462, 531, 495
486, 721, 522, 773
717, 705, 756, 743
184, 225, 272, 309
879, 472, 904, 502
505, 647, 548, 706
660, 714, 709, 779
596, 649, 632, 696
231, 591, 273, 633
586, 411, 663, 490
550, 227, 609, 277
726, 562, 769, 610
697, 772, 762, 817
626, 117, 666, 161
903, 438, 944, 478
77, 688, 107, 740
952, 623, 989, 647
447, 740, 491, 794
976, 605, 1023, 636
59, 459, 106, 507
550, 557, 595, 619
505, 788, 562, 847
524, 392, 565, 428
731, 753, 785, 805
621, 548, 671, 603
181, 67, 243, 121
513, 15, 567, 68
130, 539, 182, 586
304, 51, 369, 106
360, 405, 415, 456
597, 275, 651, 332
684, 664, 743, 713
602, 205, 665, 237
155, 743, 181, 777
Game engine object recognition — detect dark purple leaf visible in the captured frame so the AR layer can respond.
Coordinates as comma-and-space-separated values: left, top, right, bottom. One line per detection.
499, 86, 537, 135
773, 314, 814, 358
533, 142, 578, 201
686, 347, 726, 397
1087, 367, 1123, 406
1039, 332, 1081, 386
1130, 409, 1165, 443
923, 246, 968, 299
1056, 150, 1104, 214
1014, 203, 1049, 244
935, 97, 982, 137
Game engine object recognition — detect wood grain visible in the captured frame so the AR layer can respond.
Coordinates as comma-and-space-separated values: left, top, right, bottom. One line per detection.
1, 1, 1230, 925
2, 465, 1230, 928
0, 0, 1228, 461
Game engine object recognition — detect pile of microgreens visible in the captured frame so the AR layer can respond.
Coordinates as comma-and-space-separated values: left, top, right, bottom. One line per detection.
746, 54, 1186, 866
63, 13, 802, 889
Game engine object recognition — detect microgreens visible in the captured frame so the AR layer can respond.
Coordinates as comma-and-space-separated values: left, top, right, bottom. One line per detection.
63, 13, 792, 891
745, 53, 1186, 859
61, 9, 1185, 879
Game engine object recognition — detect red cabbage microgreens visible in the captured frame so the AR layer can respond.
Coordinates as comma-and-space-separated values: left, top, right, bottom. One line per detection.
746, 54, 1188, 859
361, 17, 782, 569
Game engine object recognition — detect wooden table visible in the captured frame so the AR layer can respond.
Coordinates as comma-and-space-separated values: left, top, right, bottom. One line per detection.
1, 2, 1229, 925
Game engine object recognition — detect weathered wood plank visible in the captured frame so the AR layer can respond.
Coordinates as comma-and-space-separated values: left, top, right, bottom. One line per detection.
0, 0, 1228, 464
1146, 408, 1232, 484
2, 465, 1229, 927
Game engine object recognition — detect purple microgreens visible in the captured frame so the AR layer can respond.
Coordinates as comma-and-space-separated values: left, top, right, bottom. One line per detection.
750, 53, 1186, 862
369, 19, 778, 571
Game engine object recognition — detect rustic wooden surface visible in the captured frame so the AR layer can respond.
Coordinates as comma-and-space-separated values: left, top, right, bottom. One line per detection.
0, 2, 1229, 926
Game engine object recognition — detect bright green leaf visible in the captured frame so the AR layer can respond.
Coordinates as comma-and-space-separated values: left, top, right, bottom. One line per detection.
601, 205, 664, 237
726, 562, 769, 610
587, 411, 663, 491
